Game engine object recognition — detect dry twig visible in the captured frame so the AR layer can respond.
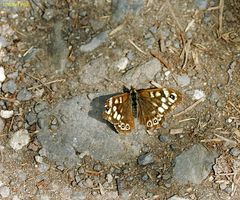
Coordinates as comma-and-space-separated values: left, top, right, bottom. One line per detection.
173, 97, 205, 117
128, 39, 147, 55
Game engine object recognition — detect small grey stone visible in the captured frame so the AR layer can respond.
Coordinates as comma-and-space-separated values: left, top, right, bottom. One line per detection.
9, 129, 30, 151
7, 71, 18, 79
38, 163, 50, 173
142, 174, 149, 181
138, 153, 154, 166
0, 118, 5, 133
106, 174, 113, 183
56, 165, 65, 171
159, 135, 170, 143
0, 36, 8, 48
17, 88, 32, 101
1, 80, 17, 94
173, 144, 217, 184
176, 74, 191, 87
0, 186, 10, 198
71, 191, 86, 200
93, 164, 102, 171
229, 147, 240, 157
80, 31, 108, 52
42, 9, 55, 21
195, 0, 208, 10
34, 102, 48, 113
149, 26, 157, 34
168, 195, 190, 200
111, 0, 144, 23
83, 178, 93, 188
25, 111, 37, 125
37, 118, 45, 129
75, 175, 81, 183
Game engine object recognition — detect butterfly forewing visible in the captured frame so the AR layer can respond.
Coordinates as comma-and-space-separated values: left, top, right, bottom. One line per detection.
137, 87, 181, 131
102, 93, 135, 134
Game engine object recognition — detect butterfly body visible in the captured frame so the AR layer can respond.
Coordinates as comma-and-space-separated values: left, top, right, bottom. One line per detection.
102, 87, 181, 134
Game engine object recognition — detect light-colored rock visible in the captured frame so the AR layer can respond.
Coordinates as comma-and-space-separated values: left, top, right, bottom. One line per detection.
0, 110, 13, 119
193, 89, 205, 100
9, 129, 30, 151
0, 67, 6, 82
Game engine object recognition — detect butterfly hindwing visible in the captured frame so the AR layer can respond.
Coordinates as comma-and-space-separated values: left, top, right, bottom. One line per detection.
102, 93, 135, 134
137, 87, 181, 131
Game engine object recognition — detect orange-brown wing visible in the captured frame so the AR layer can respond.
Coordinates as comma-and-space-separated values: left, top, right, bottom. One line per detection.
137, 87, 181, 131
102, 93, 134, 134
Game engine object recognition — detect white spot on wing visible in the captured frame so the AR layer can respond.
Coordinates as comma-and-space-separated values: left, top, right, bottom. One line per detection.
114, 99, 119, 104
162, 103, 168, 110
158, 107, 165, 113
113, 106, 117, 112
113, 111, 118, 119
161, 97, 167, 103
150, 92, 154, 98
155, 91, 161, 97
117, 114, 121, 121
163, 88, 169, 97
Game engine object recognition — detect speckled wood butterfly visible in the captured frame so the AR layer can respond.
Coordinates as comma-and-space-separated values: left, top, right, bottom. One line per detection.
102, 87, 181, 134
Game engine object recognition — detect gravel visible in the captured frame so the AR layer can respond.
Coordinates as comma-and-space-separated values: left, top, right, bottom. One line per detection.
168, 195, 190, 200
195, 0, 208, 10
25, 111, 37, 125
0, 67, 6, 83
80, 31, 108, 52
173, 144, 218, 184
0, 186, 10, 198
0, 36, 8, 48
137, 152, 155, 166
229, 147, 240, 157
17, 88, 32, 101
9, 129, 30, 151
0, 110, 14, 119
1, 80, 17, 94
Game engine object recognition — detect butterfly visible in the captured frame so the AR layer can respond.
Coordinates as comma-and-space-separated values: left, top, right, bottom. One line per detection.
102, 86, 181, 134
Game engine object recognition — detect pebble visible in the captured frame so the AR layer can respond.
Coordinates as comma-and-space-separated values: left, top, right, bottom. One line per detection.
12, 195, 20, 200
115, 57, 129, 71
93, 164, 102, 171
0, 186, 10, 198
0, 110, 13, 119
137, 153, 155, 166
142, 174, 149, 181
17, 88, 32, 101
192, 89, 205, 100
159, 135, 170, 143
106, 174, 113, 183
80, 31, 108, 52
25, 111, 37, 125
42, 9, 55, 21
168, 195, 190, 200
173, 144, 217, 184
9, 129, 30, 151
35, 155, 43, 163
83, 178, 93, 188
195, 0, 208, 10
0, 118, 5, 132
1, 80, 17, 94
0, 36, 8, 48
229, 147, 240, 157
176, 74, 190, 87
0, 67, 6, 83
38, 163, 50, 173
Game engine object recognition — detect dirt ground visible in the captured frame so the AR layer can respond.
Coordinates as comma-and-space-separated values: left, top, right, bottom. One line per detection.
0, 0, 240, 199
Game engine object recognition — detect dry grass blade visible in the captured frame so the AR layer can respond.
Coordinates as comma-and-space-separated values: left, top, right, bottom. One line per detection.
28, 79, 65, 90
173, 97, 205, 117
218, 0, 224, 37
150, 50, 170, 68
128, 39, 147, 55
214, 133, 237, 145
166, 0, 183, 32
169, 128, 183, 135
227, 101, 240, 114
110, 23, 125, 36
